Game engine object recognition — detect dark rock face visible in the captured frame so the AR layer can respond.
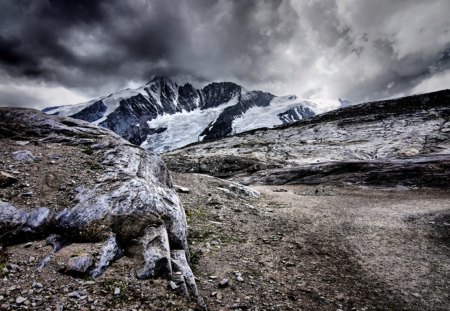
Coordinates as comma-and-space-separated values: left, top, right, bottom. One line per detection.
200, 82, 241, 110
70, 100, 107, 123
278, 105, 315, 124
164, 89, 450, 188
0, 108, 202, 302
99, 94, 159, 145
200, 91, 274, 141
178, 83, 201, 112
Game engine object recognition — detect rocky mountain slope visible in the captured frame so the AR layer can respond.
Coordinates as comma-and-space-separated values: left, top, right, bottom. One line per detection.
164, 89, 450, 188
43, 76, 345, 153
0, 108, 206, 308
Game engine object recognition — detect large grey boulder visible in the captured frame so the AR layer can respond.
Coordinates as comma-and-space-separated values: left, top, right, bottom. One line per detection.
0, 108, 201, 302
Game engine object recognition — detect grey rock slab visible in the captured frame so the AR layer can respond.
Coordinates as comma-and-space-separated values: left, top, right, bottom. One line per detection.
0, 108, 197, 299
136, 225, 172, 279
11, 150, 36, 162
66, 254, 94, 274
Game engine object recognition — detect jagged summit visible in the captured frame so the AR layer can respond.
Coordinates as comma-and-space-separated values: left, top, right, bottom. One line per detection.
44, 77, 344, 153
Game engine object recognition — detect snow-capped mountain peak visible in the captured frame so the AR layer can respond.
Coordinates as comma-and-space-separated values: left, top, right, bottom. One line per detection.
43, 76, 345, 153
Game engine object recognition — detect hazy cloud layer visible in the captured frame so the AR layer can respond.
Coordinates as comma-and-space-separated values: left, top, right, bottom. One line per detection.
0, 0, 449, 109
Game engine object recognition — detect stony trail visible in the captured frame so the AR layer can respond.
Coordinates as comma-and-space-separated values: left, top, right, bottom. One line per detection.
250, 185, 450, 310
177, 172, 450, 311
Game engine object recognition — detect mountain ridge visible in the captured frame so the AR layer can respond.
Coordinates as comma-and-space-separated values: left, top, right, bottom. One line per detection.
163, 88, 450, 188
43, 76, 345, 153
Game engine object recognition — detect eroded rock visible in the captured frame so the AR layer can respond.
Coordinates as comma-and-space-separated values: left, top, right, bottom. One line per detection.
0, 108, 202, 304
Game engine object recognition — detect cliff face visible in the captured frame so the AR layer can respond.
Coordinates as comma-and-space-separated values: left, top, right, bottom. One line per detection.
0, 108, 204, 305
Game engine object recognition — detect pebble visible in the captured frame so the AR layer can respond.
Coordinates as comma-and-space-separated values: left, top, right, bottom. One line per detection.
219, 278, 229, 288
114, 287, 121, 295
174, 185, 190, 193
168, 281, 178, 290
32, 282, 43, 289
15, 296, 27, 304
67, 291, 81, 299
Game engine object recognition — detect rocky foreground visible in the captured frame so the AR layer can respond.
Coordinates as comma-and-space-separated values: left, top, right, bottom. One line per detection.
2, 170, 449, 311
0, 108, 205, 310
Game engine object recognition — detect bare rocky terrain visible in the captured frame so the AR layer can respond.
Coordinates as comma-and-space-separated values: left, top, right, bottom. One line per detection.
0, 91, 449, 311
1, 172, 448, 310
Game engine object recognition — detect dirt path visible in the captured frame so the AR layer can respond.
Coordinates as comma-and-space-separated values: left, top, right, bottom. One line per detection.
251, 185, 450, 310
177, 173, 450, 311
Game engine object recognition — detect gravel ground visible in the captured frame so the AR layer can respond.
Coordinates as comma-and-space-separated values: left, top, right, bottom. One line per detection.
1, 172, 449, 310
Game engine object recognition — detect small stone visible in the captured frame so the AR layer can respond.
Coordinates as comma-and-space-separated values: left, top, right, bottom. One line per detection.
15, 141, 30, 146
11, 150, 36, 162
114, 287, 120, 295
216, 292, 223, 300
218, 278, 229, 288
209, 275, 218, 279
23, 242, 33, 248
174, 185, 190, 193
67, 291, 81, 299
168, 281, 178, 290
22, 191, 34, 197
32, 282, 43, 289
16, 296, 27, 304
236, 276, 244, 282
6, 264, 19, 272
0, 171, 18, 188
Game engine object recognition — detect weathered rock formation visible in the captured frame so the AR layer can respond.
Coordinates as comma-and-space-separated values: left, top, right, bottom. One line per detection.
0, 108, 204, 305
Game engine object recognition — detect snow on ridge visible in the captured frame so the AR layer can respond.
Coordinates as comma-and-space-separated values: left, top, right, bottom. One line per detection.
232, 95, 308, 134
141, 95, 240, 153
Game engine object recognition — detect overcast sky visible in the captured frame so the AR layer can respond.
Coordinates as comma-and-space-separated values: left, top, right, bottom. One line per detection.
0, 0, 449, 109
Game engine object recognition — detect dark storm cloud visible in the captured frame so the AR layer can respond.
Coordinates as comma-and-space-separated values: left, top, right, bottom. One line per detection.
0, 0, 449, 108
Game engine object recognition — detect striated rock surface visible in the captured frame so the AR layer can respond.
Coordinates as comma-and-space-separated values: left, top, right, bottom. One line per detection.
164, 89, 450, 188
0, 108, 202, 302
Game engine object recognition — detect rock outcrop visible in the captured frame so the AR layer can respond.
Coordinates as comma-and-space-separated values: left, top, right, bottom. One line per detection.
0, 108, 203, 304
164, 89, 450, 188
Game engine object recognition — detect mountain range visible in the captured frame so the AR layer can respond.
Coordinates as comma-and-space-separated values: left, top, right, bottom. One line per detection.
43, 76, 348, 153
